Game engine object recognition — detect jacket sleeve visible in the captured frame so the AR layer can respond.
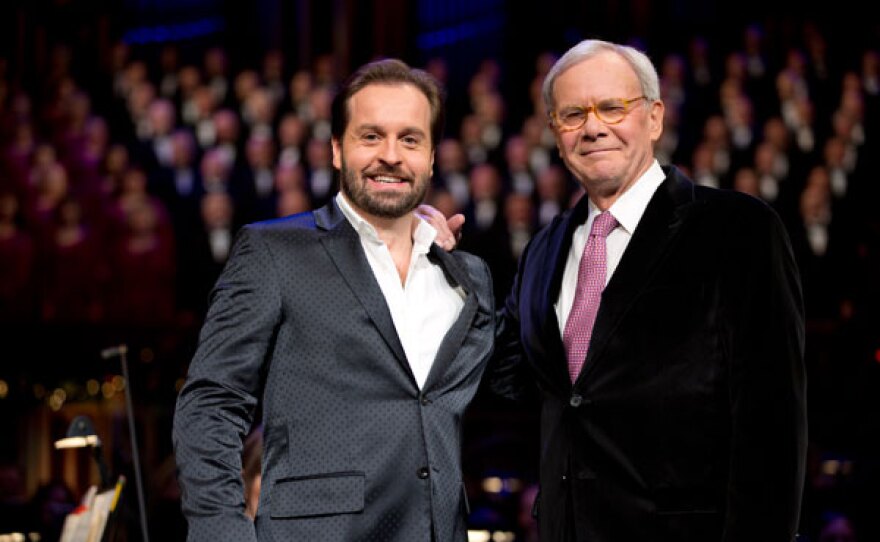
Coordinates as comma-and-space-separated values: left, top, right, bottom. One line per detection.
485, 237, 535, 403
172, 226, 282, 541
721, 204, 807, 541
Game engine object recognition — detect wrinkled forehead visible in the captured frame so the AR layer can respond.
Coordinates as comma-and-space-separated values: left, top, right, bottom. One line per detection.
552, 53, 641, 105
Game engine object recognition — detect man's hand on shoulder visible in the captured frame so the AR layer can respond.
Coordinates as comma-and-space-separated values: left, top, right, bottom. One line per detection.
416, 204, 464, 252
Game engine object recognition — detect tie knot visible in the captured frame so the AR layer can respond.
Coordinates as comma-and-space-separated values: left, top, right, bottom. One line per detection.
590, 212, 618, 238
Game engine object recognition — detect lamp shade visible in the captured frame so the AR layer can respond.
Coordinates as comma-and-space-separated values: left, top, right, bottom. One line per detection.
54, 415, 102, 449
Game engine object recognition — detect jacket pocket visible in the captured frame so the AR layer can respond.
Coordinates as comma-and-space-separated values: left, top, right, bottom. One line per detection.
269, 471, 365, 518
653, 486, 718, 516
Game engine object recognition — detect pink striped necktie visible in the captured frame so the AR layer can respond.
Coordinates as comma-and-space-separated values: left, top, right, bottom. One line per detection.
563, 211, 619, 383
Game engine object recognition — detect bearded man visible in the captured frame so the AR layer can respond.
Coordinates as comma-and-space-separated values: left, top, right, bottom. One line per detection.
173, 58, 495, 542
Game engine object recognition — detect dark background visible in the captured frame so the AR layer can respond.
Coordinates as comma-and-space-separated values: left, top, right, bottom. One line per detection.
0, 1, 878, 541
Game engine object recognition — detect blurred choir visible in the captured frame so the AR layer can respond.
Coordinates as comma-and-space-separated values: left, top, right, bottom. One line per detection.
1, 21, 879, 541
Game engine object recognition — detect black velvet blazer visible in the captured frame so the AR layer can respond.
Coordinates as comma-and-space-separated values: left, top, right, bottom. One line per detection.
491, 166, 806, 542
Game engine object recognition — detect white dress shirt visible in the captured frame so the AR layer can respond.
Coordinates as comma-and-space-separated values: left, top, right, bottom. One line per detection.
337, 193, 465, 388
555, 160, 666, 334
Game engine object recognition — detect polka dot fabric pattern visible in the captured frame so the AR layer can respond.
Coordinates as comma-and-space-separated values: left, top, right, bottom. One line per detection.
173, 200, 495, 542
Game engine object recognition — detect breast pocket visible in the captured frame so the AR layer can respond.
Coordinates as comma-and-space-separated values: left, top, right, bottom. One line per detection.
269, 471, 365, 519
628, 279, 710, 358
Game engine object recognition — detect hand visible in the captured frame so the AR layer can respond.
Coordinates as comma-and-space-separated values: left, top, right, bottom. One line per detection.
416, 204, 464, 252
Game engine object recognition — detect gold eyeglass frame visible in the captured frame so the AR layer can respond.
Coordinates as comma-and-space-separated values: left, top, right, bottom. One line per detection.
551, 96, 648, 132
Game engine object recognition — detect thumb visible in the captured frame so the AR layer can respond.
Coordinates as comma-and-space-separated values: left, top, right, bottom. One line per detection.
448, 214, 465, 240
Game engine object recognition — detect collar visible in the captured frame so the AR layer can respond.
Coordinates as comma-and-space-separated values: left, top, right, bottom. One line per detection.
335, 192, 436, 254
605, 159, 665, 234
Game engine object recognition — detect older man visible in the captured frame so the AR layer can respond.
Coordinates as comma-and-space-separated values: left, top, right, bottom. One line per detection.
485, 39, 806, 541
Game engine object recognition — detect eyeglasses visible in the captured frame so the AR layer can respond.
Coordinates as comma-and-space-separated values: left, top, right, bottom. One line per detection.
551, 96, 648, 132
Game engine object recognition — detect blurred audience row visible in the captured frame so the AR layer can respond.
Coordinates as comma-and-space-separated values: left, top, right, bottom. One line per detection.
1, 24, 879, 329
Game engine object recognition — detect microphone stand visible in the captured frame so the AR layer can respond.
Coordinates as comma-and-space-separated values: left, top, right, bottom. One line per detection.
102, 345, 150, 542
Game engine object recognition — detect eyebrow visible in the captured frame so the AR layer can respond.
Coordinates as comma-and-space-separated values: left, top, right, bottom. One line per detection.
355, 123, 427, 136
559, 97, 627, 106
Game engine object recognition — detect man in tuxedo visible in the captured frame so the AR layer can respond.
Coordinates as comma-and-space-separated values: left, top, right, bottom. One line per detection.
173, 59, 495, 541
487, 39, 806, 541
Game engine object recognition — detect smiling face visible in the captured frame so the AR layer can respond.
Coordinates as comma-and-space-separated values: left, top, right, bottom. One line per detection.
551, 51, 664, 207
332, 83, 434, 221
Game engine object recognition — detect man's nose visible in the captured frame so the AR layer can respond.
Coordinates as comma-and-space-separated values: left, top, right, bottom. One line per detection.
580, 109, 606, 138
378, 139, 402, 164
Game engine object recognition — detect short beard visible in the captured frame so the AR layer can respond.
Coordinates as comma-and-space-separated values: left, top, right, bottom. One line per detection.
340, 162, 429, 219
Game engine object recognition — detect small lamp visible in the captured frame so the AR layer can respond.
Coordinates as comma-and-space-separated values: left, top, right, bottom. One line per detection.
55, 415, 101, 449
55, 415, 111, 489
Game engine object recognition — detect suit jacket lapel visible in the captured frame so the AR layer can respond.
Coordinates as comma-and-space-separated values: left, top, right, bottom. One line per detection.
422, 245, 480, 390
540, 194, 593, 389
315, 201, 409, 368
576, 170, 696, 385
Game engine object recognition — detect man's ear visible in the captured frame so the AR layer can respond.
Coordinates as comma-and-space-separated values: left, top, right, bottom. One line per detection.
331, 137, 342, 170
648, 100, 665, 142
549, 120, 565, 159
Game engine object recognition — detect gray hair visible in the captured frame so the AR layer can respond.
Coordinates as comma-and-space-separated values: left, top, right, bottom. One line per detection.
541, 39, 661, 116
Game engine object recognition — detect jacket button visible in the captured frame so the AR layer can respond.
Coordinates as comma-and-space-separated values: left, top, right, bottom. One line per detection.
420, 395, 431, 406
417, 467, 430, 479
569, 394, 583, 407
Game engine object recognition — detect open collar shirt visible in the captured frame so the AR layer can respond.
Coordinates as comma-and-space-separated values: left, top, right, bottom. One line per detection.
337, 192, 465, 388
